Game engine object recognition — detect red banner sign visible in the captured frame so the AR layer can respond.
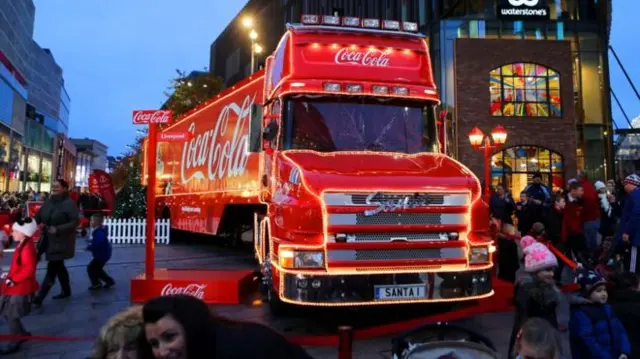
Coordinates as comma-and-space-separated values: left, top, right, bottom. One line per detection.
88, 170, 116, 212
133, 110, 172, 125
158, 132, 192, 142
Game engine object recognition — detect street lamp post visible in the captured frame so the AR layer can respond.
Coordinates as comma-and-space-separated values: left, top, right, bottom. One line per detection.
468, 125, 508, 203
243, 18, 262, 74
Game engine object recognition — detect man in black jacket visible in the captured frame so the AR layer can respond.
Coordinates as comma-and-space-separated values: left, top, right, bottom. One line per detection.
33, 179, 79, 304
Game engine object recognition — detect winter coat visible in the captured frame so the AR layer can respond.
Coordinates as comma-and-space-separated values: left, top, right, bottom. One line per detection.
618, 187, 640, 248
1, 239, 39, 296
513, 273, 560, 331
562, 196, 584, 240
213, 320, 313, 359
545, 207, 564, 245
35, 193, 80, 261
580, 178, 602, 223
516, 201, 543, 235
610, 289, 640, 358
524, 183, 551, 206
87, 226, 112, 263
490, 193, 515, 225
570, 302, 631, 359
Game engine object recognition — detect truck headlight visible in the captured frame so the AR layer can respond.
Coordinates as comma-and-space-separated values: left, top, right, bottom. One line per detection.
279, 249, 324, 269
469, 246, 490, 264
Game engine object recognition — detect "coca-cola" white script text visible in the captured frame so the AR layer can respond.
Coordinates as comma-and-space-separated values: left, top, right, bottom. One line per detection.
160, 283, 207, 300
180, 95, 254, 184
334, 48, 390, 67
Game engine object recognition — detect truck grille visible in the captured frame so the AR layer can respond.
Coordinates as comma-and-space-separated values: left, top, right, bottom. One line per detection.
328, 213, 465, 226
328, 247, 465, 261
338, 232, 448, 242
323, 192, 468, 207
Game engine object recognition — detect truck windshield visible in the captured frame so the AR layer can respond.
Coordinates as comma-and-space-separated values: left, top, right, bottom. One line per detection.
283, 97, 438, 153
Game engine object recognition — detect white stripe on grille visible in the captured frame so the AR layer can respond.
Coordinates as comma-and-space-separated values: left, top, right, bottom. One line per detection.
323, 193, 469, 206
328, 213, 465, 226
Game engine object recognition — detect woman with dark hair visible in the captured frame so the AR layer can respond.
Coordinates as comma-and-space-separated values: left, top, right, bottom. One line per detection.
139, 295, 313, 359
33, 179, 79, 305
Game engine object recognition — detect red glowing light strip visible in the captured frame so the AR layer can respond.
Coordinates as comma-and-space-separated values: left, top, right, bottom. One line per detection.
326, 241, 464, 250
328, 258, 468, 268
328, 224, 467, 233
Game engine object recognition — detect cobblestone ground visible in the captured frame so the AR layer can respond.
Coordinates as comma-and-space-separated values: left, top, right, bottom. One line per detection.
0, 240, 523, 359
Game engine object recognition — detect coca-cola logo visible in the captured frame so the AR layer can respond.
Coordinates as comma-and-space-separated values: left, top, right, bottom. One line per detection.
334, 48, 390, 67
180, 95, 254, 184
133, 110, 172, 124
161, 283, 207, 300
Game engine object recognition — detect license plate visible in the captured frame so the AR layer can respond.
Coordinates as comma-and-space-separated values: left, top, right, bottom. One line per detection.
375, 284, 426, 300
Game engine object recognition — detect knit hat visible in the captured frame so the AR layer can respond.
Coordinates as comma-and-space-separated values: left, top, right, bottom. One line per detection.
567, 178, 578, 186
524, 242, 558, 273
520, 235, 537, 251
624, 174, 640, 187
594, 181, 606, 191
12, 218, 37, 238
576, 269, 607, 295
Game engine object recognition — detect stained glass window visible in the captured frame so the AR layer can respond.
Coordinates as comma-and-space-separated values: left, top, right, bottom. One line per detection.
490, 63, 562, 117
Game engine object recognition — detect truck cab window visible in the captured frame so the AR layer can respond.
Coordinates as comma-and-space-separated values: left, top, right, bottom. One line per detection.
282, 96, 437, 154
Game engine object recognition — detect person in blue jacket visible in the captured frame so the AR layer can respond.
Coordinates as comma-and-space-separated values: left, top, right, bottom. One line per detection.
86, 212, 114, 290
570, 268, 630, 359
617, 174, 640, 273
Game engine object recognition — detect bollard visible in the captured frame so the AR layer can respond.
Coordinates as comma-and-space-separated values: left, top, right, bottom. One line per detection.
337, 326, 353, 359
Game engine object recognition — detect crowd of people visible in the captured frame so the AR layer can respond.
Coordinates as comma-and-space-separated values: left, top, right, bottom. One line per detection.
491, 170, 640, 359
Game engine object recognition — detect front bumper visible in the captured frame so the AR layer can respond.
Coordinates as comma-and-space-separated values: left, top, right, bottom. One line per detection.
280, 269, 492, 306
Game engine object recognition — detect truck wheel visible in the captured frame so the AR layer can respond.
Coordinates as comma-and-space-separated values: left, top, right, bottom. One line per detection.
266, 284, 289, 316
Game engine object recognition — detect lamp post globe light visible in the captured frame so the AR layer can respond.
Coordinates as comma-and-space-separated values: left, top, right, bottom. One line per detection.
241, 18, 262, 74
467, 125, 508, 202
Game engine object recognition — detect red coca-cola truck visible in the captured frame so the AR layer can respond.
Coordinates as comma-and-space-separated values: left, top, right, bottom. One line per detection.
144, 15, 494, 310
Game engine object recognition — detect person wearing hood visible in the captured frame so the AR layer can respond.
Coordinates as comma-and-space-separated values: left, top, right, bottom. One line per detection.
570, 269, 631, 359
595, 181, 618, 266
33, 179, 80, 305
617, 174, 640, 273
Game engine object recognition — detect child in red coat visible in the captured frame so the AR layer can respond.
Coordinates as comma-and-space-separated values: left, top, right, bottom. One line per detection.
0, 217, 39, 354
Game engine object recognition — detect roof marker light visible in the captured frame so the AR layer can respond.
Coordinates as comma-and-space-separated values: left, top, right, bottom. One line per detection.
322, 15, 340, 26
402, 22, 418, 32
372, 85, 389, 94
301, 15, 319, 24
362, 18, 380, 28
342, 17, 360, 27
324, 83, 341, 92
382, 20, 400, 30
345, 84, 363, 93
392, 87, 409, 96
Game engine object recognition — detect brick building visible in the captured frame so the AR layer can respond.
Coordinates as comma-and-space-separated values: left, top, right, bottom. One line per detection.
210, 0, 613, 196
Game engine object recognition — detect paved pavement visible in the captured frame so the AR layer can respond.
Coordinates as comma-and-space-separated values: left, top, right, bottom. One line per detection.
0, 239, 522, 359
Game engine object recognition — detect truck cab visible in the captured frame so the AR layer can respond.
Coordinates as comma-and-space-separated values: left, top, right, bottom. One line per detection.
250, 15, 493, 308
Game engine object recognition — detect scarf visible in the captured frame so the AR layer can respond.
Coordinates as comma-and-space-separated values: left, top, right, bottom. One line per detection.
599, 193, 611, 217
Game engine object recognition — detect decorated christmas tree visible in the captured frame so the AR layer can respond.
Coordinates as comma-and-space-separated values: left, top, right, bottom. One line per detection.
113, 155, 146, 218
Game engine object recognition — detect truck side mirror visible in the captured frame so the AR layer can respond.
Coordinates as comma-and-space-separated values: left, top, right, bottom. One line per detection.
249, 104, 263, 152
263, 120, 279, 142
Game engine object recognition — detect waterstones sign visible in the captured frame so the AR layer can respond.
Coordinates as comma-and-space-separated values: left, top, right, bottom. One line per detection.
498, 0, 549, 20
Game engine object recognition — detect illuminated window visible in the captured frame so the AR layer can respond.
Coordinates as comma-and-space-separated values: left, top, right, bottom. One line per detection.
490, 63, 561, 117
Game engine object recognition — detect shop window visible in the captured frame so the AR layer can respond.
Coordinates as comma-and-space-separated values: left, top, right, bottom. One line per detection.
491, 146, 564, 196
490, 63, 562, 117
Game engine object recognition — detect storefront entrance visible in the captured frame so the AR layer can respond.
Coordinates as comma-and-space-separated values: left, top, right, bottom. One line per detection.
491, 145, 564, 197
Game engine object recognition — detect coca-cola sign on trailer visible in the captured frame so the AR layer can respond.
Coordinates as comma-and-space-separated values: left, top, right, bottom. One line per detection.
133, 110, 173, 125
180, 94, 254, 184
161, 283, 207, 300
334, 48, 390, 67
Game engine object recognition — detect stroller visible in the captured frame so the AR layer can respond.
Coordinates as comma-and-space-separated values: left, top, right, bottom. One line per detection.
391, 322, 499, 359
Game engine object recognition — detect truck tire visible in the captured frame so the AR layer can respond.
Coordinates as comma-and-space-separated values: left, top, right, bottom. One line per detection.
266, 283, 289, 316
